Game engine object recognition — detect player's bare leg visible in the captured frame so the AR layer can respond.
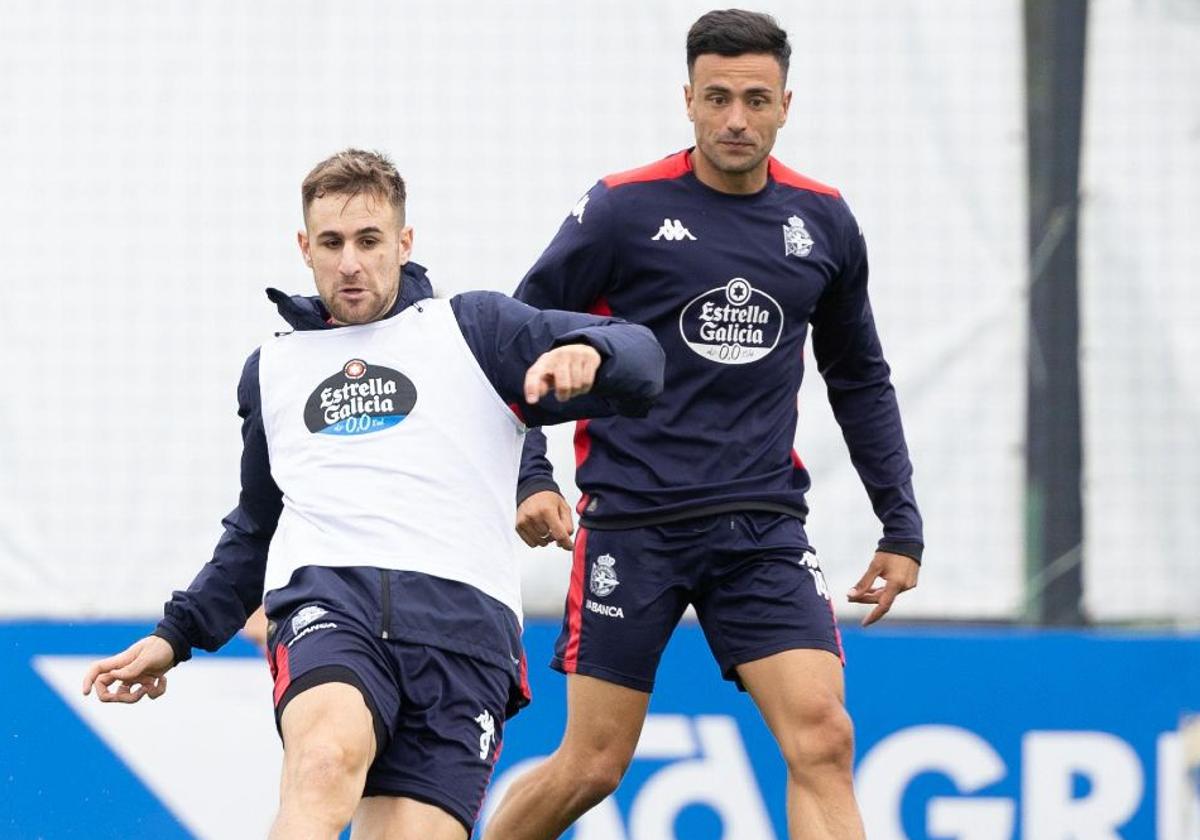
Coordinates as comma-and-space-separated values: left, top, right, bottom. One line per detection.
271, 682, 377, 840
482, 674, 649, 840
351, 796, 468, 840
737, 649, 865, 840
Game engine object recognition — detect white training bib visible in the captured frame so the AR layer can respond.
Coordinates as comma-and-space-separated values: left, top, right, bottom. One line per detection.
257, 298, 526, 620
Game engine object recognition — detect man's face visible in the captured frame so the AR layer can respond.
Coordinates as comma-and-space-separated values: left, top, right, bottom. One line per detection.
298, 192, 413, 325
685, 52, 791, 177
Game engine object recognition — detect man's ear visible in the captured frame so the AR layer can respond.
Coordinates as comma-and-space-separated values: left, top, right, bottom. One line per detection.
398, 225, 414, 264
297, 230, 312, 267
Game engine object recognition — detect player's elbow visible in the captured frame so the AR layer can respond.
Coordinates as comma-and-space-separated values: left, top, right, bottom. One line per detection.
622, 340, 667, 411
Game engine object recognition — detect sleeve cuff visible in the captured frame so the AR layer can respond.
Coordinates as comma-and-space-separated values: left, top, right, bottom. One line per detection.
552, 328, 614, 360
877, 540, 923, 564
516, 478, 562, 506
153, 622, 193, 665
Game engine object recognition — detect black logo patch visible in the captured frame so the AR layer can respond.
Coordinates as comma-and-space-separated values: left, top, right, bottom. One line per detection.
678, 277, 784, 365
304, 358, 417, 435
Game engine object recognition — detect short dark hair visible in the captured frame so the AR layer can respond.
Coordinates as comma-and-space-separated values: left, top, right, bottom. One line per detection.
301, 148, 407, 223
686, 9, 790, 82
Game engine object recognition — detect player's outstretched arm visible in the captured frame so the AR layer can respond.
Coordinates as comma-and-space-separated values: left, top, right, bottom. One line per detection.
847, 550, 920, 627
450, 291, 664, 427
81, 635, 175, 704
516, 490, 575, 551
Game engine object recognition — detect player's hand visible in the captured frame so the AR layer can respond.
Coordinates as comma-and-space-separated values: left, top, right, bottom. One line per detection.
516, 490, 575, 550
81, 635, 175, 704
524, 345, 602, 405
847, 551, 920, 627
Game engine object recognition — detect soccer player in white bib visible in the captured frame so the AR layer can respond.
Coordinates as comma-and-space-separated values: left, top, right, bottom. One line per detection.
81, 149, 665, 840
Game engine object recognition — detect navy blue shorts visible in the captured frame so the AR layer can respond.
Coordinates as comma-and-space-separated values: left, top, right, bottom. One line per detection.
552, 512, 844, 692
266, 602, 510, 832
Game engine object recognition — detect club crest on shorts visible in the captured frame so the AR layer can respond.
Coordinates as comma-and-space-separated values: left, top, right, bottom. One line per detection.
475, 709, 496, 760
590, 553, 620, 597
783, 215, 815, 257
291, 605, 329, 634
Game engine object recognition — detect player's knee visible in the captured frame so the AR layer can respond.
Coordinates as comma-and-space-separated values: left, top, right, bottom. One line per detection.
778, 698, 855, 779
284, 737, 370, 801
561, 749, 629, 805
578, 762, 626, 805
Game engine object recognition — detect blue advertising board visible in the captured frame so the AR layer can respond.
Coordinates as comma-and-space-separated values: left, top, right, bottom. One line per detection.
2, 621, 1198, 839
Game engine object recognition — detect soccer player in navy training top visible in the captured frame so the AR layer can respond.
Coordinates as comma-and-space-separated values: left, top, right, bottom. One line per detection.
81, 149, 664, 840
484, 11, 922, 840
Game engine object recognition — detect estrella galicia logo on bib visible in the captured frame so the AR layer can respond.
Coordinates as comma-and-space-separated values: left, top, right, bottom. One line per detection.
304, 358, 417, 435
678, 277, 784, 365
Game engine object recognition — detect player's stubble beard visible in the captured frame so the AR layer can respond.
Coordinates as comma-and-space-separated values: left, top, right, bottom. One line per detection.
698, 133, 773, 177
323, 278, 401, 326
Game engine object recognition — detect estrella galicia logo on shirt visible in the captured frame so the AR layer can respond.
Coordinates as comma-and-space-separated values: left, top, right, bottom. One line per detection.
303, 358, 417, 436
678, 277, 784, 365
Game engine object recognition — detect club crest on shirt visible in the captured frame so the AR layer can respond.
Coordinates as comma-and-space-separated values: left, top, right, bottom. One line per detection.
678, 277, 784, 365
783, 215, 815, 258
590, 553, 620, 597
303, 358, 418, 436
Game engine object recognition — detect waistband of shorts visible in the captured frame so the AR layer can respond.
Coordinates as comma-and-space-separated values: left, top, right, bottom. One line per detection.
580, 501, 807, 531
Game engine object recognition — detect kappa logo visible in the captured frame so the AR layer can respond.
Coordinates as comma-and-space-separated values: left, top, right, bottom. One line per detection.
571, 193, 590, 224
799, 553, 831, 601
590, 554, 620, 597
783, 215, 814, 257
652, 219, 696, 241
475, 709, 496, 760
291, 605, 328, 635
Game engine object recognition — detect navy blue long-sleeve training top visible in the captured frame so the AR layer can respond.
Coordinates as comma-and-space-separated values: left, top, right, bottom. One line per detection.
153, 262, 664, 675
514, 150, 923, 560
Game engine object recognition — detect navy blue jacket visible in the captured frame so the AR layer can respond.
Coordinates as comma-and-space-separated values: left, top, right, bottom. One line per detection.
153, 262, 664, 699
514, 151, 922, 560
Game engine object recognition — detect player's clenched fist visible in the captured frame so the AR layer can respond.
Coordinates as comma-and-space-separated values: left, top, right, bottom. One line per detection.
516, 490, 576, 550
82, 635, 175, 704
524, 344, 602, 404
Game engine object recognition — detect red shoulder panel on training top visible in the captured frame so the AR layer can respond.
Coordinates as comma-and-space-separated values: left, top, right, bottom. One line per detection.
602, 151, 693, 188
768, 158, 841, 198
